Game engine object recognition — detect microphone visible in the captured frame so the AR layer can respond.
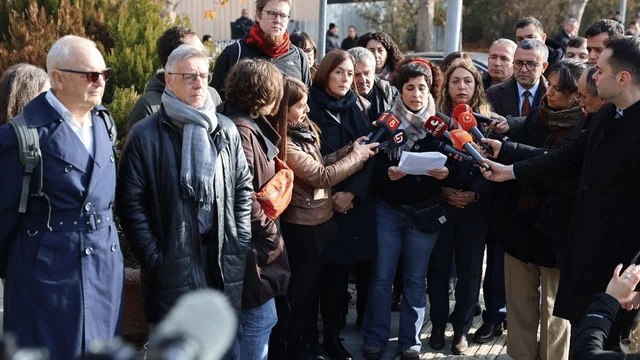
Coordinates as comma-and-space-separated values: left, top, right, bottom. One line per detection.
424, 116, 475, 163
361, 111, 402, 145
458, 112, 494, 156
146, 290, 237, 360
451, 104, 472, 123
434, 139, 474, 162
376, 129, 407, 150
449, 129, 490, 170
425, 116, 452, 140
473, 112, 494, 125
434, 111, 453, 125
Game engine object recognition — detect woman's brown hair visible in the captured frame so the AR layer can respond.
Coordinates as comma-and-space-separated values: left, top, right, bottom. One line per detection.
391, 57, 443, 100
225, 58, 287, 157
0, 63, 49, 125
271, 77, 323, 160
437, 59, 491, 116
225, 58, 283, 115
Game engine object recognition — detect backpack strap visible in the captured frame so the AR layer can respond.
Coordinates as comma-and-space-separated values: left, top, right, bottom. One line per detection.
236, 41, 242, 63
9, 114, 42, 213
97, 109, 118, 160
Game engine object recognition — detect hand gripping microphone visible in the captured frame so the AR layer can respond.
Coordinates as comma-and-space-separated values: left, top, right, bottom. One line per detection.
450, 129, 490, 170
361, 111, 402, 145
451, 104, 472, 123
424, 116, 474, 162
458, 112, 494, 156
377, 129, 408, 150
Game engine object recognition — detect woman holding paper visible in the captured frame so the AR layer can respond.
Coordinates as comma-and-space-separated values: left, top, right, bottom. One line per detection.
361, 58, 449, 360
427, 59, 493, 355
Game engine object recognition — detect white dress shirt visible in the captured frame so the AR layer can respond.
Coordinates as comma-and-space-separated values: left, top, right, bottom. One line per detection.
45, 90, 94, 157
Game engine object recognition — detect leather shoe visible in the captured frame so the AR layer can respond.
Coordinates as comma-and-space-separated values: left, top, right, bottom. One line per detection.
323, 336, 352, 360
428, 328, 445, 350
451, 335, 468, 355
362, 346, 383, 360
473, 322, 504, 343
303, 343, 326, 360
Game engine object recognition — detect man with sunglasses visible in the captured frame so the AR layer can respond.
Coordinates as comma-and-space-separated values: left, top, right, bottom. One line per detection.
212, 0, 311, 101
0, 35, 123, 360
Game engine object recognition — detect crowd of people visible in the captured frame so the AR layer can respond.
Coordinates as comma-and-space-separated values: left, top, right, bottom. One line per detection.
1, 0, 640, 359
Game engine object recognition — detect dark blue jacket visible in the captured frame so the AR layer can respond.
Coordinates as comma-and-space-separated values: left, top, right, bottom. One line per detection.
0, 93, 124, 360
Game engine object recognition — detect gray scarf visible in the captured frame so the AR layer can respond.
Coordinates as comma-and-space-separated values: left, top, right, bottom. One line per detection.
161, 88, 219, 210
388, 93, 436, 160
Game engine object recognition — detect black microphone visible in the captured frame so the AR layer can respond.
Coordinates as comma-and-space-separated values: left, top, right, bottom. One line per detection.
146, 290, 237, 360
472, 112, 494, 125
360, 111, 402, 145
433, 138, 474, 162
376, 129, 407, 150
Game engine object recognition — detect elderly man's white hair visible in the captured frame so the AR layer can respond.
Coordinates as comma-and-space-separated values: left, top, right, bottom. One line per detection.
490, 38, 517, 55
165, 44, 211, 73
348, 46, 376, 70
46, 35, 99, 78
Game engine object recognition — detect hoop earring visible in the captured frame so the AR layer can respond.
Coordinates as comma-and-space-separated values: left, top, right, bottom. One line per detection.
250, 111, 260, 119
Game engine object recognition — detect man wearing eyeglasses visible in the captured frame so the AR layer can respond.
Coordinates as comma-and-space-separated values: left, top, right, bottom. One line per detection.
478, 39, 548, 350
0, 35, 123, 360
486, 39, 549, 138
117, 44, 253, 336
129, 26, 222, 127
213, 0, 311, 101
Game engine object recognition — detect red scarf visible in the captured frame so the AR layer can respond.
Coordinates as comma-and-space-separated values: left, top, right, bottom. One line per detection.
245, 22, 291, 58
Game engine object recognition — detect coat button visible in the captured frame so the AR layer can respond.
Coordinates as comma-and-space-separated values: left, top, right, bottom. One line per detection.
84, 203, 92, 211
414, 144, 420, 150
64, 165, 73, 173
583, 185, 588, 191
416, 177, 422, 182
85, 247, 94, 255
111, 244, 117, 252
109, 155, 115, 163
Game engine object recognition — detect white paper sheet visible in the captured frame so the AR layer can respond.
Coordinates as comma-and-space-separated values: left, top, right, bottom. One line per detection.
398, 151, 448, 176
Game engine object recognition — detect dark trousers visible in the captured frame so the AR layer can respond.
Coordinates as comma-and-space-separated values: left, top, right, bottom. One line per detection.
428, 216, 488, 337
482, 231, 507, 326
356, 260, 371, 320
268, 220, 335, 359
306, 263, 350, 341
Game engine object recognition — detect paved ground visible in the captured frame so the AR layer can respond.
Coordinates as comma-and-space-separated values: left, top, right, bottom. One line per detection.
340, 283, 510, 360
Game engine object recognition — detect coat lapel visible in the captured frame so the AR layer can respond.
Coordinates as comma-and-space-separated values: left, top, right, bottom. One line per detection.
40, 120, 92, 174
86, 112, 112, 193
502, 79, 520, 117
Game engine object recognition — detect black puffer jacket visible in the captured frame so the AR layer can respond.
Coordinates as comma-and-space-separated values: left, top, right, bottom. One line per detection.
116, 107, 253, 322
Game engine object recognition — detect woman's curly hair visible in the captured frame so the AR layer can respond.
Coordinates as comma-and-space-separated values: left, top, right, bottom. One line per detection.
357, 32, 404, 73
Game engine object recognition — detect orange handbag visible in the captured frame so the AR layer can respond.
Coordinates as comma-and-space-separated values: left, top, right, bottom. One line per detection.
255, 157, 294, 220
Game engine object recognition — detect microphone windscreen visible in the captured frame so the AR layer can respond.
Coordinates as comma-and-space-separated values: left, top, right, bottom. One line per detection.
391, 129, 407, 146
147, 289, 237, 360
450, 129, 473, 151
425, 116, 449, 138
452, 104, 472, 121
375, 111, 402, 132
458, 112, 478, 131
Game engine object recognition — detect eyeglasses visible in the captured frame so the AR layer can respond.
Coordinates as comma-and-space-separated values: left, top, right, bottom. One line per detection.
262, 10, 290, 21
166, 72, 213, 85
513, 60, 541, 71
58, 68, 112, 82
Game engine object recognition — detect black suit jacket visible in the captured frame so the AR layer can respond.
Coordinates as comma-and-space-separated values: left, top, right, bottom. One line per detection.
513, 100, 640, 323
486, 76, 547, 118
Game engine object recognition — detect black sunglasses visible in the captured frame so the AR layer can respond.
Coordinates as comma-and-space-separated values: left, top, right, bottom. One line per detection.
58, 68, 112, 83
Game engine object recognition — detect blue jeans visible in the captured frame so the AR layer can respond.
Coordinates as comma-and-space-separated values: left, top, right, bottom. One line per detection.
226, 298, 277, 360
361, 200, 440, 352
